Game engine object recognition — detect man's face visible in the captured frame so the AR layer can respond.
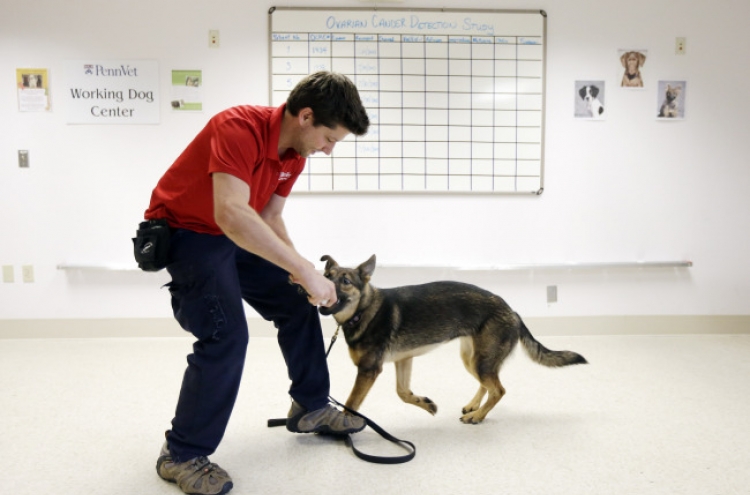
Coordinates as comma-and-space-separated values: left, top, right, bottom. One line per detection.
296, 111, 351, 158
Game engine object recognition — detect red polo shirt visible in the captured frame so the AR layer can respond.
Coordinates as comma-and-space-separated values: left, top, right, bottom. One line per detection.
144, 104, 305, 235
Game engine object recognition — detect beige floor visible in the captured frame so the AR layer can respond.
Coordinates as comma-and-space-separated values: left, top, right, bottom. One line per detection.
1, 331, 748, 495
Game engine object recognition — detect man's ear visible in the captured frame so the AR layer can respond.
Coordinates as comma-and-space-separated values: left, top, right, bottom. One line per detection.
298, 107, 314, 126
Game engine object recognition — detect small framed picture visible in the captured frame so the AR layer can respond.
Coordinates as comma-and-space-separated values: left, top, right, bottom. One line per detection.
656, 80, 686, 120
17, 68, 51, 112
618, 49, 647, 88
574, 80, 606, 120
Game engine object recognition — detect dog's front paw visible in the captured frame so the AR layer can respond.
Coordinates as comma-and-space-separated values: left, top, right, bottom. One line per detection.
399, 390, 439, 415
413, 395, 438, 415
422, 397, 438, 415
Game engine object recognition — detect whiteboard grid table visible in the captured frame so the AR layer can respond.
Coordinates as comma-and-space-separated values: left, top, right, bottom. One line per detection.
269, 8, 547, 194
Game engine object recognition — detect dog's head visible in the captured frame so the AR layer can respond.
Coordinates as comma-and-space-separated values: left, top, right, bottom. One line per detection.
665, 84, 682, 102
319, 254, 376, 323
621, 51, 646, 74
579, 85, 599, 101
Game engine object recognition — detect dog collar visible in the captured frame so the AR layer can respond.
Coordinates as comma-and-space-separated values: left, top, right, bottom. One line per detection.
344, 311, 363, 328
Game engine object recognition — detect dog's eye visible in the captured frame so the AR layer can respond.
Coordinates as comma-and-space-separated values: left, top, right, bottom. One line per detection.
342, 277, 351, 286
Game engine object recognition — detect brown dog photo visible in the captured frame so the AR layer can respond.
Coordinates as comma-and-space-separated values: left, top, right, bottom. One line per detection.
619, 49, 647, 88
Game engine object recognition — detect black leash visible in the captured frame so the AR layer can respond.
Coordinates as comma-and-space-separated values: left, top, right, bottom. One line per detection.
328, 395, 416, 464
267, 325, 416, 464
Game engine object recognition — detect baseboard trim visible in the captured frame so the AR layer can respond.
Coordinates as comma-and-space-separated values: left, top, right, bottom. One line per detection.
0, 315, 748, 339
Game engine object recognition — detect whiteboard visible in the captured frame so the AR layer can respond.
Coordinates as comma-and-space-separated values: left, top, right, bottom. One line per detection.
269, 7, 546, 194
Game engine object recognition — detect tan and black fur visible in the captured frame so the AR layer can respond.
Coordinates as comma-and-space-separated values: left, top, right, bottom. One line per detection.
320, 255, 587, 424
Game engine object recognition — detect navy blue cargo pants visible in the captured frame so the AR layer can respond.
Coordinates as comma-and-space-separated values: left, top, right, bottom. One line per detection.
164, 229, 330, 462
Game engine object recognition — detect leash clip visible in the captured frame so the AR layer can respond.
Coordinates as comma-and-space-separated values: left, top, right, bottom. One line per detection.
325, 325, 340, 357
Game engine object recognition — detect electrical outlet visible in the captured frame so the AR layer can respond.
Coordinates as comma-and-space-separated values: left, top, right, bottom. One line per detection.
2, 265, 13, 283
22, 265, 34, 283
676, 37, 686, 55
546, 285, 558, 303
209, 30, 220, 48
18, 150, 29, 168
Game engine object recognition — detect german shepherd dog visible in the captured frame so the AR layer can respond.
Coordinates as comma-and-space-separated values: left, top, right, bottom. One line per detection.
319, 255, 587, 424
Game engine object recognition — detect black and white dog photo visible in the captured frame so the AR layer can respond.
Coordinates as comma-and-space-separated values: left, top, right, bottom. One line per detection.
575, 81, 606, 119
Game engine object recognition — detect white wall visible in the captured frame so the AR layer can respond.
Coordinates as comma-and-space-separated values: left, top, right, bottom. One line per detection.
1, 0, 749, 328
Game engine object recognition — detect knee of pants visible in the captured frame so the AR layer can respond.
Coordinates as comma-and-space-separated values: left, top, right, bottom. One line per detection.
275, 297, 321, 334
168, 281, 248, 346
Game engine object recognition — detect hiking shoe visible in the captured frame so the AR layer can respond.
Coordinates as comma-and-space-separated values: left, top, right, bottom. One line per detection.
286, 400, 366, 435
156, 442, 233, 495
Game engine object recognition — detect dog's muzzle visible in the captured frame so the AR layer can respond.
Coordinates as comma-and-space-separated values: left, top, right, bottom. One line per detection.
318, 296, 345, 316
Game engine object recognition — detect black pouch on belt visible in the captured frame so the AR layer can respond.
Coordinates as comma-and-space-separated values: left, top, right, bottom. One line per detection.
132, 218, 171, 271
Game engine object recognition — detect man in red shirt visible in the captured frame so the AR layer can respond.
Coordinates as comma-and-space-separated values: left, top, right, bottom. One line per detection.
147, 72, 369, 495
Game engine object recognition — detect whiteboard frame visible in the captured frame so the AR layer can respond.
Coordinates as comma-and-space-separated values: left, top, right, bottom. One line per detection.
268, 7, 547, 195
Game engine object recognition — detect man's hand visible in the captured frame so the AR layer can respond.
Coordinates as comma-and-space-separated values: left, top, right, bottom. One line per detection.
291, 265, 337, 307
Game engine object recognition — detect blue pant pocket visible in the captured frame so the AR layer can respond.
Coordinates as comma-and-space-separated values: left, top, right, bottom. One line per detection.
167, 282, 227, 341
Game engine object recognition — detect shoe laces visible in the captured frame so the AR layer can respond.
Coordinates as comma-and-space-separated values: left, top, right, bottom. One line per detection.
188, 457, 223, 488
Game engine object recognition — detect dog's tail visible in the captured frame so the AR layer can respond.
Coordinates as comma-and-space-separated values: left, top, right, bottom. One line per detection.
517, 315, 588, 367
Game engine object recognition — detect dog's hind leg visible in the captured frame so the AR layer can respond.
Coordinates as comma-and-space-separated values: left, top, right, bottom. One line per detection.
395, 357, 438, 415
459, 332, 511, 424
462, 387, 486, 415
460, 373, 505, 424
459, 337, 486, 414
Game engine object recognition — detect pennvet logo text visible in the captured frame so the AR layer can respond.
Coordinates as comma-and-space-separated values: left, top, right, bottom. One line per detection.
279, 172, 292, 181
84, 64, 139, 77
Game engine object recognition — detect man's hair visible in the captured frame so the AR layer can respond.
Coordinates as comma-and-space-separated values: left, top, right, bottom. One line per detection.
286, 71, 370, 136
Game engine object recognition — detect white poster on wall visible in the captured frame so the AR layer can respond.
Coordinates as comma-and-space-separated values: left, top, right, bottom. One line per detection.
64, 60, 160, 124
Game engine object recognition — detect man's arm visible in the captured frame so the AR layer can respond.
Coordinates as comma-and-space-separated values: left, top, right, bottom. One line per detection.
260, 193, 296, 249
212, 172, 336, 306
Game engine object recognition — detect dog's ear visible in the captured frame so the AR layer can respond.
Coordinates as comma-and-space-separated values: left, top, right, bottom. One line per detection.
637, 52, 646, 66
620, 52, 628, 68
358, 255, 376, 282
578, 86, 586, 99
320, 255, 338, 273
590, 85, 599, 98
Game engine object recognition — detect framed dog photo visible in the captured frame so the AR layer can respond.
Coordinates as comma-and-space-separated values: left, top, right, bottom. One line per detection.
656, 80, 686, 120
574, 80, 606, 120
618, 49, 647, 88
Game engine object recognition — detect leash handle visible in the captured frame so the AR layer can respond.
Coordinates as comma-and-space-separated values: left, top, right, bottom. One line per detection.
330, 397, 416, 464
266, 401, 416, 464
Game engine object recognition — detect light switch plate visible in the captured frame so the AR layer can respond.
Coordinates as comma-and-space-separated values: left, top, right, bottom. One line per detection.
18, 150, 29, 168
